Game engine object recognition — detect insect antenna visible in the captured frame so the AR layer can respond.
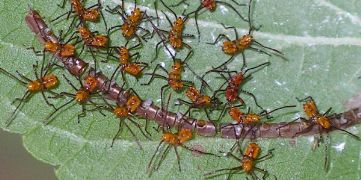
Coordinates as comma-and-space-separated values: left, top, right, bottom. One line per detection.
259, 105, 296, 119
44, 98, 76, 125
204, 166, 241, 178
97, 0, 108, 30
159, 0, 177, 19
169, 0, 189, 7
5, 91, 31, 127
0, 67, 28, 85
155, 144, 172, 172
332, 126, 360, 140
147, 140, 165, 176
216, 1, 248, 22
244, 0, 283, 56
173, 146, 181, 171
243, 61, 270, 76
144, 13, 175, 61
123, 120, 143, 150
127, 116, 152, 139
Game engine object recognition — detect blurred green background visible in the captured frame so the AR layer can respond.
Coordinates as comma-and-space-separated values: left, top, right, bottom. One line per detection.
0, 129, 56, 180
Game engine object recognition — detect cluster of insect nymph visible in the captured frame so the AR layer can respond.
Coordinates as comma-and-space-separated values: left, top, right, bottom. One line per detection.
1, 0, 361, 179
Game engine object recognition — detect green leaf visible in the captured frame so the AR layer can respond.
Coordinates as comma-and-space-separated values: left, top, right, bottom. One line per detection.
1, 0, 361, 179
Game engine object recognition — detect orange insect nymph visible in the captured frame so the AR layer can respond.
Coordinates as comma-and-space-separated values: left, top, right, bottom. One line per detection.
128, 8, 143, 24
113, 105, 129, 118
242, 143, 261, 173
244, 143, 261, 159
126, 95, 142, 113
104, 93, 148, 148
121, 23, 136, 38
168, 18, 185, 49
71, 0, 85, 15
179, 85, 214, 120
209, 62, 270, 118
281, 96, 343, 135
27, 80, 42, 92
75, 89, 89, 103
178, 129, 193, 144
222, 41, 238, 54
224, 73, 244, 103
207, 0, 282, 70
84, 75, 99, 93
202, 0, 217, 11
196, 96, 211, 107
162, 132, 178, 145
168, 60, 184, 90
241, 157, 254, 173
243, 113, 261, 125
118, 46, 130, 65
27, 74, 58, 92
161, 129, 192, 146
124, 64, 142, 76
59, 44, 76, 57
171, 17, 185, 33
169, 80, 184, 91
43, 76, 99, 125
171, 60, 182, 73
229, 105, 295, 128
186, 86, 201, 102
41, 74, 59, 89
44, 42, 75, 57
229, 107, 244, 123
225, 87, 238, 103
71, 0, 99, 21
235, 34, 253, 51
316, 116, 331, 129
149, 128, 216, 175
44, 41, 58, 53
109, 44, 147, 79
78, 26, 92, 40
148, 95, 218, 177
286, 96, 360, 172
78, 25, 108, 47
205, 142, 273, 179
1, 64, 61, 127
230, 73, 244, 87
169, 34, 183, 49
121, 7, 143, 39
106, 4, 144, 39
82, 8, 100, 21
303, 100, 318, 118
91, 35, 108, 47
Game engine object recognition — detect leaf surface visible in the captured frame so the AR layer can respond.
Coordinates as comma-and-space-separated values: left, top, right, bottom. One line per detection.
0, 0, 361, 179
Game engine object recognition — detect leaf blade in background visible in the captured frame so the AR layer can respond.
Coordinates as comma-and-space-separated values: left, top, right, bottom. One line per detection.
0, 0, 361, 179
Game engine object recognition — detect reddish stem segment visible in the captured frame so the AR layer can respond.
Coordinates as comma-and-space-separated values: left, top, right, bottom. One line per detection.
25, 9, 361, 139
